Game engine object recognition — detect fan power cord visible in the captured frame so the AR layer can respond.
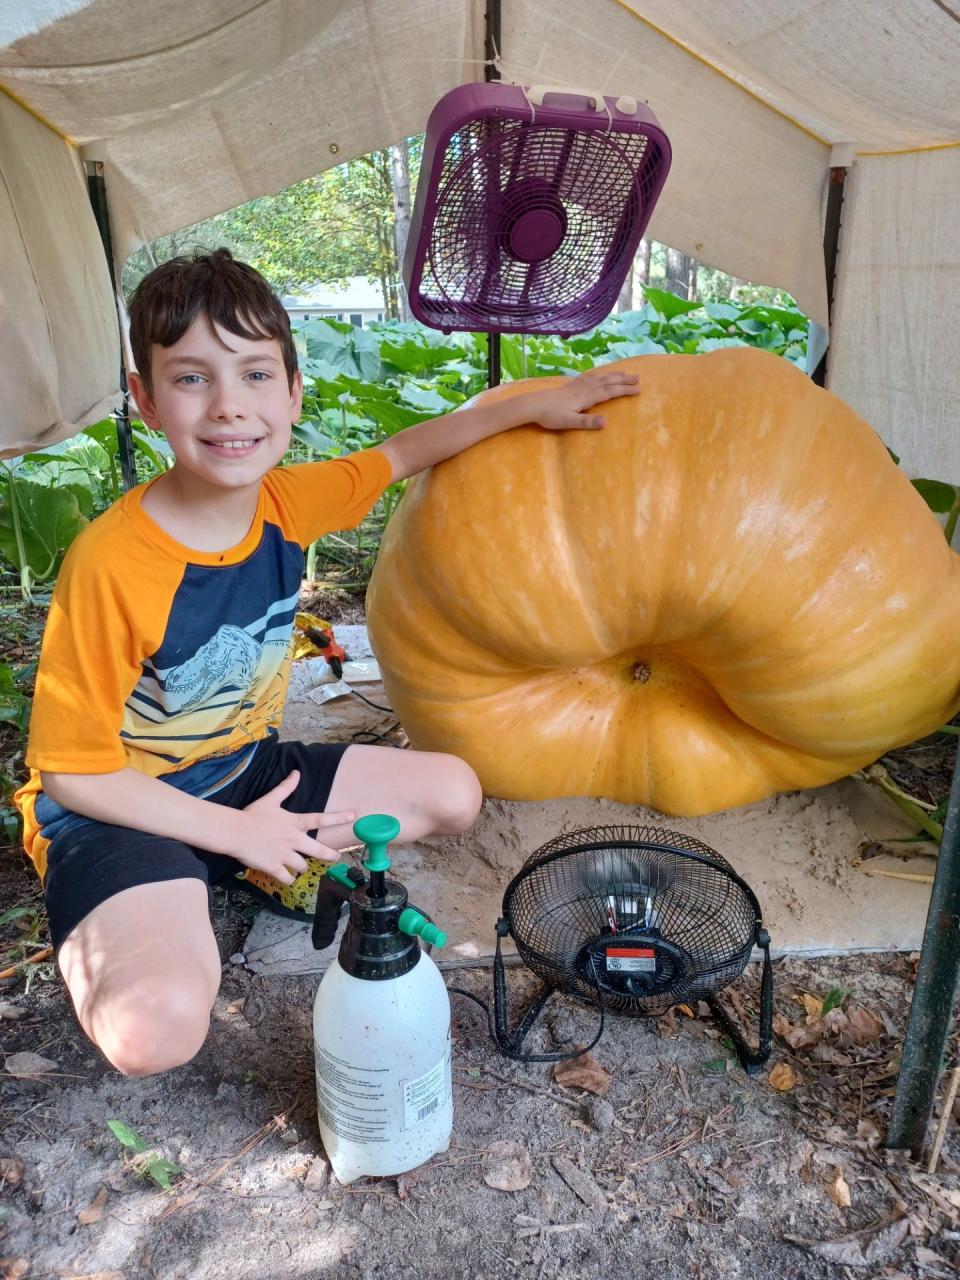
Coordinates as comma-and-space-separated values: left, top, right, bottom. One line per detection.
446, 927, 607, 1064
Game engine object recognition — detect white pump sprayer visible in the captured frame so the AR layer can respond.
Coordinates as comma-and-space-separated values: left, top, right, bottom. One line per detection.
312, 814, 453, 1184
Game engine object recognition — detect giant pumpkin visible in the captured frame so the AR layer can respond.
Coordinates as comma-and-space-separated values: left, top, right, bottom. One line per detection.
366, 348, 960, 815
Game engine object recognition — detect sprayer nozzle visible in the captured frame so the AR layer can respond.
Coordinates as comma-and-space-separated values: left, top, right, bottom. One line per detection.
398, 907, 446, 949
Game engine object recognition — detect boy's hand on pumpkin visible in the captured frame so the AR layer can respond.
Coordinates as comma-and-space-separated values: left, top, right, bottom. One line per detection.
530, 368, 641, 432
233, 769, 354, 884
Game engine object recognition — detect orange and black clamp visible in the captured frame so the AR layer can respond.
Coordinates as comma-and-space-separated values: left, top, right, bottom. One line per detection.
306, 627, 346, 680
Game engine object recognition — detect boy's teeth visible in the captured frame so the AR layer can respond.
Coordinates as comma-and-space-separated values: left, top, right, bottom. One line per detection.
208, 439, 258, 449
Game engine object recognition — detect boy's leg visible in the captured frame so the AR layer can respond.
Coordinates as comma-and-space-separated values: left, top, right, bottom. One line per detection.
45, 824, 224, 1077
57, 879, 220, 1078
320, 744, 483, 846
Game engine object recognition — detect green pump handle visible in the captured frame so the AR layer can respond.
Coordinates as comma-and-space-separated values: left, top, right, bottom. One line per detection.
353, 814, 399, 873
351, 814, 445, 945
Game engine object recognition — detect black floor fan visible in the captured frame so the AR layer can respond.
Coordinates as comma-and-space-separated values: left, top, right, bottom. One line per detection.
481, 825, 774, 1073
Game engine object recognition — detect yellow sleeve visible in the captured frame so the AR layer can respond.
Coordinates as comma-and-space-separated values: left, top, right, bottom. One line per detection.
262, 449, 393, 546
25, 506, 181, 775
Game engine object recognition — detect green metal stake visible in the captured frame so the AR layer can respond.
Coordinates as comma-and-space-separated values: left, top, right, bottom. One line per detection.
886, 742, 960, 1158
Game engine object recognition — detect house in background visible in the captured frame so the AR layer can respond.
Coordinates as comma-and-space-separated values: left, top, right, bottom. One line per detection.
283, 277, 386, 328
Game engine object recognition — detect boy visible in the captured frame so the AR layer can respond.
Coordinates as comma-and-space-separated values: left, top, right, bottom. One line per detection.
15, 249, 639, 1078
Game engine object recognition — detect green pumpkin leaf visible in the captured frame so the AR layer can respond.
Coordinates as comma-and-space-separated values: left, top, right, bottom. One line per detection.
0, 478, 87, 579
107, 1119, 148, 1152
397, 385, 455, 415
142, 1154, 181, 1190
642, 287, 703, 320
912, 478, 957, 514
821, 987, 847, 1015
357, 400, 430, 433
380, 339, 460, 374
82, 419, 120, 453
698, 337, 749, 352
292, 420, 337, 454
703, 301, 741, 322
599, 338, 667, 360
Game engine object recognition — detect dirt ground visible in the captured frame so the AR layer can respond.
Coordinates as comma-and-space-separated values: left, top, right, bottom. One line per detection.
1, 867, 959, 1279
1, 594, 958, 1279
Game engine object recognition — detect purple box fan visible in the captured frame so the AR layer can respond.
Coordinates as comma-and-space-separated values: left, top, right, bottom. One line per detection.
404, 81, 672, 337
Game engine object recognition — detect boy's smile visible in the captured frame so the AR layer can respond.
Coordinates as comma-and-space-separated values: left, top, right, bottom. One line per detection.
129, 316, 302, 499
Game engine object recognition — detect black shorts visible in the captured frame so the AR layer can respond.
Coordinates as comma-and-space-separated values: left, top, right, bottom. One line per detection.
42, 738, 350, 952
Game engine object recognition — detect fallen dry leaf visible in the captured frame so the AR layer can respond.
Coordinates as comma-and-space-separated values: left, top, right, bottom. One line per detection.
775, 1007, 848, 1052
395, 1168, 422, 1201
4, 1052, 57, 1077
784, 1215, 909, 1267
856, 1119, 882, 1149
768, 1061, 797, 1092
481, 1140, 533, 1192
826, 1167, 852, 1208
0, 1158, 25, 1188
811, 1042, 854, 1066
843, 1004, 884, 1046
77, 1187, 109, 1226
552, 1051, 611, 1096
799, 992, 823, 1023
915, 1246, 952, 1267
676, 1004, 695, 1018
0, 1261, 29, 1280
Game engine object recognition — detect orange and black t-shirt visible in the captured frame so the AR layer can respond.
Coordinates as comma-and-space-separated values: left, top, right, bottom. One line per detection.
15, 449, 392, 878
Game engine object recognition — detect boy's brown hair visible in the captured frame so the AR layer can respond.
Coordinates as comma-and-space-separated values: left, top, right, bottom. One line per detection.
128, 248, 298, 395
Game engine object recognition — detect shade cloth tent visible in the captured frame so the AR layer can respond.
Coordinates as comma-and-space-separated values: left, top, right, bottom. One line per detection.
1, 0, 959, 475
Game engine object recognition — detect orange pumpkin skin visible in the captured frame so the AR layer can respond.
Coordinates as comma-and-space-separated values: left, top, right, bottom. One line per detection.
366, 348, 960, 815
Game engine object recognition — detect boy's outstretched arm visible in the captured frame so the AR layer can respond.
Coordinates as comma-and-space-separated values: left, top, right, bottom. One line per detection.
376, 367, 641, 482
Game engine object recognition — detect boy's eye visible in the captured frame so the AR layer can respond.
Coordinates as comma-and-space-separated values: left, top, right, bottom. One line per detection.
176, 374, 205, 385
246, 371, 271, 382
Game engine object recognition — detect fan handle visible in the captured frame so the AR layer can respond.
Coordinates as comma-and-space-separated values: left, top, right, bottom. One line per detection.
705, 929, 774, 1075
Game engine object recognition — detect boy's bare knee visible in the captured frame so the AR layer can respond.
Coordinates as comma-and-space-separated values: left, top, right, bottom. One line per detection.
95, 982, 213, 1078
432, 757, 483, 834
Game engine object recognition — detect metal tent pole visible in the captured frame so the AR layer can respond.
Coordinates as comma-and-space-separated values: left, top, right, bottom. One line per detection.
485, 0, 502, 389
886, 743, 960, 1158
811, 164, 847, 389
85, 159, 137, 491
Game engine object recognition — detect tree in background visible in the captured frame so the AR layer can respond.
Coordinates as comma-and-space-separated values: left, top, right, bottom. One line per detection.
121, 140, 423, 315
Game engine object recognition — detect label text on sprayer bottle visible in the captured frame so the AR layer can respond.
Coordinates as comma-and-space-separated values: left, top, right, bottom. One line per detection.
316, 1043, 451, 1144
315, 1046, 390, 1144
402, 1047, 451, 1130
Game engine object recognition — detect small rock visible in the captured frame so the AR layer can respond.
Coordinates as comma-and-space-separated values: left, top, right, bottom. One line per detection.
582, 1097, 615, 1132
4, 1052, 57, 1077
482, 1140, 533, 1192
0, 1005, 26, 1021
229, 952, 246, 966
0, 1158, 25, 1188
304, 1158, 329, 1192
547, 1009, 578, 1046
280, 1127, 300, 1146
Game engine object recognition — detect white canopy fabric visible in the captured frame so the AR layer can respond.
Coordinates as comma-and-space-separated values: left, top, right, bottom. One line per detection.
1, 0, 958, 479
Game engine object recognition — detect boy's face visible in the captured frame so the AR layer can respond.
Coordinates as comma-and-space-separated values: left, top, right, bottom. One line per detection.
128, 316, 302, 493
